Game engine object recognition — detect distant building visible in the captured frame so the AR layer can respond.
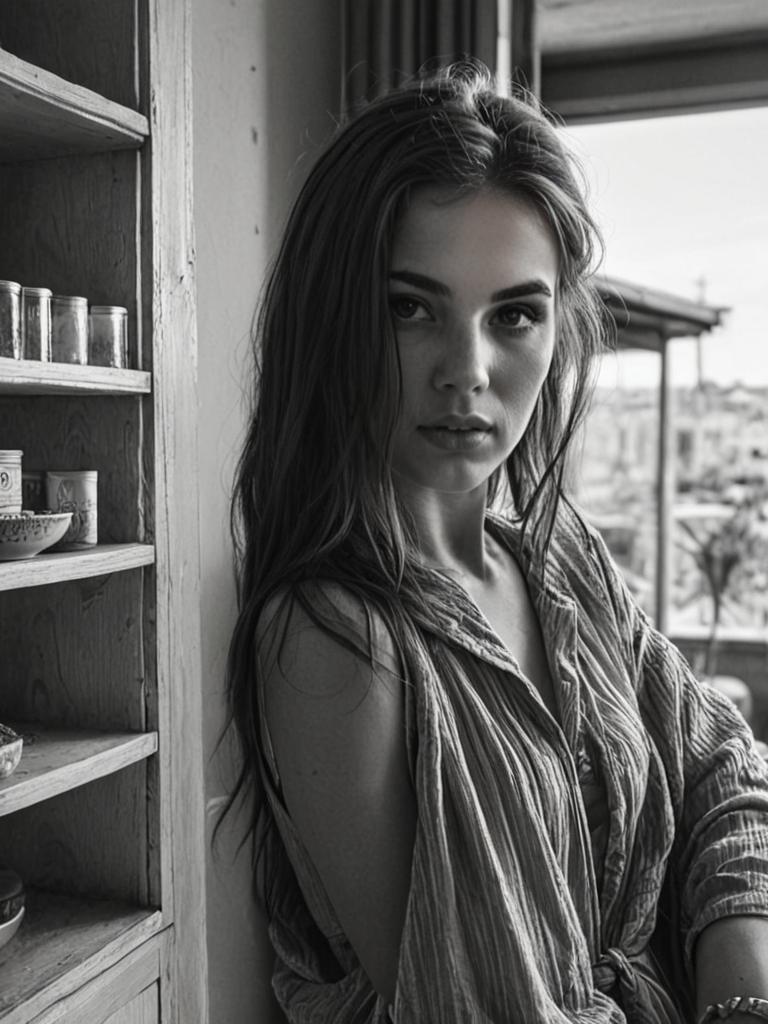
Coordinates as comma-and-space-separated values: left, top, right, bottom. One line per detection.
576, 381, 768, 629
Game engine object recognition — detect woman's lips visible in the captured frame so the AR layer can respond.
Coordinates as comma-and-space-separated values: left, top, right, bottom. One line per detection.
418, 425, 492, 451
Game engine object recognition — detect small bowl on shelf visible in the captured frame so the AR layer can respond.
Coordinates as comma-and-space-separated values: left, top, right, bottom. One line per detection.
0, 907, 24, 951
0, 866, 24, 952
0, 724, 22, 779
0, 511, 72, 561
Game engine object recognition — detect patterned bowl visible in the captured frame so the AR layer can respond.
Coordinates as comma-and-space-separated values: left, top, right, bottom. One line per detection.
0, 511, 73, 560
0, 724, 22, 779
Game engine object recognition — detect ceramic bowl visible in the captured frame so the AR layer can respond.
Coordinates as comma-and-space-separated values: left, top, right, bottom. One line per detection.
0, 511, 72, 561
0, 907, 24, 951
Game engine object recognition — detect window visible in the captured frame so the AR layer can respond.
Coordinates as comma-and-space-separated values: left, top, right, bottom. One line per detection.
567, 107, 768, 636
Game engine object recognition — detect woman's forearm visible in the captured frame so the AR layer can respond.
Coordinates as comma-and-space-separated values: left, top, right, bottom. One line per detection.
695, 915, 768, 1020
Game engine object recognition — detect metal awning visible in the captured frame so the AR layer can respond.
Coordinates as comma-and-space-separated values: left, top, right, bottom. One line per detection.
596, 274, 727, 350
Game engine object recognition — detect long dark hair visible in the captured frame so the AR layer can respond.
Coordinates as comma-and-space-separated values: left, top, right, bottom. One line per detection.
220, 62, 613, 895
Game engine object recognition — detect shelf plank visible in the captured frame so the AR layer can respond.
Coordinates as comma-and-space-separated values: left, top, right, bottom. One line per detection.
0, 359, 151, 395
0, 50, 148, 161
0, 543, 154, 592
0, 728, 158, 816
0, 890, 162, 1023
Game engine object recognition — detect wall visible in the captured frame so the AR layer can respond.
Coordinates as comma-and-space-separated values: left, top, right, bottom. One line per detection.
191, 1, 341, 1020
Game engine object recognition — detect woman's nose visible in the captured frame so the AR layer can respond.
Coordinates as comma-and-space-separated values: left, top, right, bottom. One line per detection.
432, 321, 491, 394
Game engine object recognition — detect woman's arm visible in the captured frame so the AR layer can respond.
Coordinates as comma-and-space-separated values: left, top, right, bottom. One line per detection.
261, 591, 416, 1005
695, 915, 768, 1020
584, 519, 768, 998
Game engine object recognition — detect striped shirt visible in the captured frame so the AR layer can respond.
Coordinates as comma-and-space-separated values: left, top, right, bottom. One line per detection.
256, 507, 768, 1022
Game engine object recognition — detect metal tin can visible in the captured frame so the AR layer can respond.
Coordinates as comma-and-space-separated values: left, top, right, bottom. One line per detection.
0, 281, 22, 359
22, 287, 52, 361
51, 295, 88, 364
88, 306, 127, 368
0, 451, 23, 514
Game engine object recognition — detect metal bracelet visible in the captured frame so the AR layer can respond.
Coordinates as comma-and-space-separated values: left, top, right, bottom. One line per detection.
699, 996, 768, 1023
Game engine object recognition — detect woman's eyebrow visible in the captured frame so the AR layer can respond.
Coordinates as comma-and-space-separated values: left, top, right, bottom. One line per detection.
389, 270, 552, 302
389, 271, 451, 296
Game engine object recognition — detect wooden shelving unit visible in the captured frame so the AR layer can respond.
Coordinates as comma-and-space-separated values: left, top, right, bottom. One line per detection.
0, 3, 206, 1022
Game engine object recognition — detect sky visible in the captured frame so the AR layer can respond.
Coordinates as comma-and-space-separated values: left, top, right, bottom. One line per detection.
562, 106, 768, 389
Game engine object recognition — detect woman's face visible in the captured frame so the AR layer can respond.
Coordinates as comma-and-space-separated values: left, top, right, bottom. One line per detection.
388, 187, 559, 498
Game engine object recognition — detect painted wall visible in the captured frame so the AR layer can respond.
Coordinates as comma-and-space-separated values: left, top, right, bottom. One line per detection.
191, 1, 341, 1020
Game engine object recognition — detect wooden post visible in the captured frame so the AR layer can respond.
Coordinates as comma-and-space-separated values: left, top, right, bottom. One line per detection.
655, 332, 674, 633
146, 0, 209, 1019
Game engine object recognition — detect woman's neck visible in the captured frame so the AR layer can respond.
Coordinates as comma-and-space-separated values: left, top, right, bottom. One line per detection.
396, 478, 491, 582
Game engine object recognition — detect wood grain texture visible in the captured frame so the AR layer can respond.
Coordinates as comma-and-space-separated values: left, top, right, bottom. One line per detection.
0, 50, 146, 162
101, 985, 159, 1024
0, 764, 150, 903
0, 1, 140, 110
0, 570, 150, 731
28, 939, 160, 1024
143, 1, 208, 1020
102, 983, 158, 1024
0, 728, 157, 816
0, 544, 153, 592
0, 361, 151, 396
0, 890, 161, 1024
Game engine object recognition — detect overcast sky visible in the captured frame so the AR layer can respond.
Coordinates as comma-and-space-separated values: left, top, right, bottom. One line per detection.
563, 106, 768, 389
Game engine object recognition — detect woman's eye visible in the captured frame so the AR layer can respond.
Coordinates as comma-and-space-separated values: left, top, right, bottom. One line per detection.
389, 296, 432, 321
493, 305, 537, 329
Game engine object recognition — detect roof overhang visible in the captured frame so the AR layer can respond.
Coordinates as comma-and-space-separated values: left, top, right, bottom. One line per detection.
595, 274, 727, 352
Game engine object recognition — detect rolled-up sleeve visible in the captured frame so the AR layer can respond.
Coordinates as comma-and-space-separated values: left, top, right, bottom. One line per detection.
637, 622, 768, 965
586, 524, 768, 967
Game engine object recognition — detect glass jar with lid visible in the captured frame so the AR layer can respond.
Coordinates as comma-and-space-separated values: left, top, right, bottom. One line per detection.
51, 295, 88, 364
0, 281, 22, 359
21, 286, 52, 361
88, 305, 127, 368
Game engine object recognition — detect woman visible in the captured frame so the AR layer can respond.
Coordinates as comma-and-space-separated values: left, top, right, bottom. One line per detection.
225, 63, 768, 1022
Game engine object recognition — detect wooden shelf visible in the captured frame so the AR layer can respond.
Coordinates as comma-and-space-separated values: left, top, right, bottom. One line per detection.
0, 49, 147, 161
0, 727, 158, 816
0, 358, 151, 395
0, 543, 154, 592
0, 889, 162, 1024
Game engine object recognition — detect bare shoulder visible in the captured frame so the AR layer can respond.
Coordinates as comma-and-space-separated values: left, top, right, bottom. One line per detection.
256, 580, 408, 807
256, 582, 415, 1001
256, 581, 403, 706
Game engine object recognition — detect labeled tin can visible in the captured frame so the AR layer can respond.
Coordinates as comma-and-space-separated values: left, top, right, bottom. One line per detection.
0, 451, 23, 514
45, 469, 98, 548
88, 306, 127, 368
0, 280, 22, 359
22, 286, 52, 361
51, 295, 88, 364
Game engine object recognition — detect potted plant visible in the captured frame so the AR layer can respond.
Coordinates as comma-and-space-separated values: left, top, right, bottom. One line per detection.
675, 497, 767, 722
